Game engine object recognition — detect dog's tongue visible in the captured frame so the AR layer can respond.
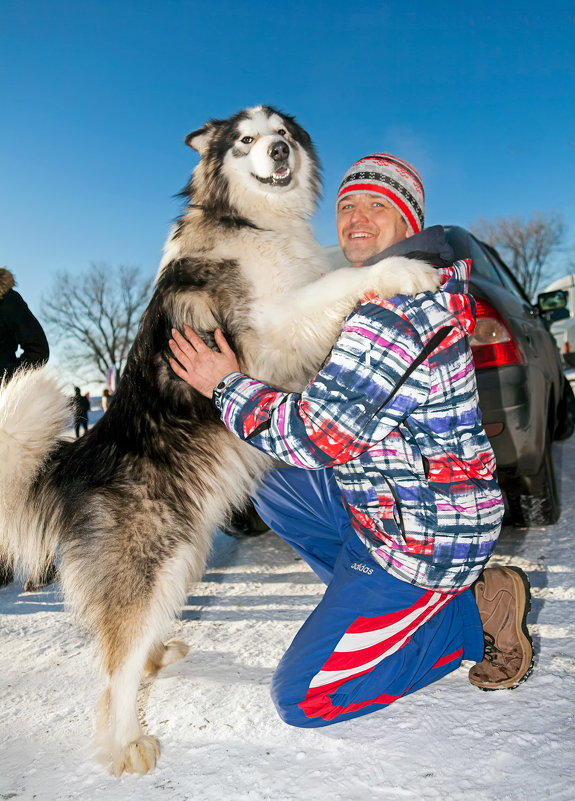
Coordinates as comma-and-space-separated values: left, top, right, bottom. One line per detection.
274, 166, 289, 178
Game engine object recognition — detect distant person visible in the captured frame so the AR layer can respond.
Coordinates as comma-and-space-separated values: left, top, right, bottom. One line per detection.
71, 387, 90, 437
101, 388, 112, 412
0, 266, 52, 589
0, 266, 49, 381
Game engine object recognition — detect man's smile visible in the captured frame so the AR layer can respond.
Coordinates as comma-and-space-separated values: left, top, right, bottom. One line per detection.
348, 231, 374, 239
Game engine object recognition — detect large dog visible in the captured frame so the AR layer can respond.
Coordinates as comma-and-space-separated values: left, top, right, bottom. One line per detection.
0, 106, 439, 775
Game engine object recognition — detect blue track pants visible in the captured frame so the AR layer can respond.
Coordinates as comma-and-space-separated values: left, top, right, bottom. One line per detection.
252, 466, 484, 728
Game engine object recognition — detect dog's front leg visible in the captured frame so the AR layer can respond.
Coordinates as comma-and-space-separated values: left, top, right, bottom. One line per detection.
257, 256, 440, 381
361, 255, 440, 299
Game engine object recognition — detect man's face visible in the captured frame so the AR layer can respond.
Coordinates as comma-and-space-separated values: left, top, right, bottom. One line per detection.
336, 193, 412, 267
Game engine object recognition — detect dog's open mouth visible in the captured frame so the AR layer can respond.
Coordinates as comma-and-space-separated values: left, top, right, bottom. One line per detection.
253, 166, 292, 187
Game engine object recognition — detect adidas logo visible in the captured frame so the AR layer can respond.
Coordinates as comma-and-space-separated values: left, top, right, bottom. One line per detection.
350, 562, 373, 575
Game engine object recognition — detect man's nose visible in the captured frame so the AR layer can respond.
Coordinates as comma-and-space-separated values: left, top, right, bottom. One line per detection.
269, 141, 290, 162
349, 204, 370, 223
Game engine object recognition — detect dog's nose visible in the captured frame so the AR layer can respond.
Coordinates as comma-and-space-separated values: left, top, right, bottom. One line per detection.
269, 141, 290, 162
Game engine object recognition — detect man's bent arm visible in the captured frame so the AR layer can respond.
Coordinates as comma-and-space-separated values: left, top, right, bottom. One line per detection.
213, 300, 431, 469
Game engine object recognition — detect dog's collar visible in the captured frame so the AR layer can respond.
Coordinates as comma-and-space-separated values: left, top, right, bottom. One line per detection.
188, 204, 263, 231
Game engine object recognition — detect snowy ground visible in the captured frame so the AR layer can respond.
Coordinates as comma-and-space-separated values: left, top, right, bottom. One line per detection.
1, 437, 575, 800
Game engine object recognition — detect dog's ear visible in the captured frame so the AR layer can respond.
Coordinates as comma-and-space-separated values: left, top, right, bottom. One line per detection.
185, 121, 221, 154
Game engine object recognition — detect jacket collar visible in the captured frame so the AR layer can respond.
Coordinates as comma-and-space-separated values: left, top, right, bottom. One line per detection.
361, 225, 454, 267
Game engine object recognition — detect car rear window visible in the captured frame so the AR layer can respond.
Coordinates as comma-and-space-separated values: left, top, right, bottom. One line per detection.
446, 228, 503, 285
481, 242, 530, 301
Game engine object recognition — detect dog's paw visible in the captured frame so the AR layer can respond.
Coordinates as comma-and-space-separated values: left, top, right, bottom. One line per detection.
401, 260, 442, 295
111, 735, 161, 776
367, 256, 441, 298
144, 638, 190, 677
162, 638, 190, 667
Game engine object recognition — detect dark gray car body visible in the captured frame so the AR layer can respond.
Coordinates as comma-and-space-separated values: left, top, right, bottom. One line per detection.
446, 226, 573, 525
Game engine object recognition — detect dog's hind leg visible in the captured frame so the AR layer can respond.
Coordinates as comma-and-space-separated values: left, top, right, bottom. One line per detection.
92, 535, 207, 775
96, 631, 162, 776
93, 583, 176, 774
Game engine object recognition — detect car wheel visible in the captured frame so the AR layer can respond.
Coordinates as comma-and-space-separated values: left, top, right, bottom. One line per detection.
553, 377, 575, 441
506, 432, 560, 527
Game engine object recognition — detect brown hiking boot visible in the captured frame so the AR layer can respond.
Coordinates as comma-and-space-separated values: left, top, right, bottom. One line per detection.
469, 565, 534, 690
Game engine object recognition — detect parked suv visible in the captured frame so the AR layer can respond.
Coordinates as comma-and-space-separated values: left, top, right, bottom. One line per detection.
326, 227, 575, 527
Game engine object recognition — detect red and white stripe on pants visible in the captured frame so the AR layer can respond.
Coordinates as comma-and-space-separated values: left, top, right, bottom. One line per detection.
299, 589, 455, 720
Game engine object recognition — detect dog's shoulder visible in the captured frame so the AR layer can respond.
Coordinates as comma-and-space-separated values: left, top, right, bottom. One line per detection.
155, 254, 240, 291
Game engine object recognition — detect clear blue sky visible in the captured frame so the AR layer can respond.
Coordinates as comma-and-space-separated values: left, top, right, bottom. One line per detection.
1, 0, 574, 328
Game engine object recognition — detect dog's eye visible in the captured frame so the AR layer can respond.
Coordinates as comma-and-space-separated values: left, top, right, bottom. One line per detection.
241, 136, 254, 144
277, 128, 286, 136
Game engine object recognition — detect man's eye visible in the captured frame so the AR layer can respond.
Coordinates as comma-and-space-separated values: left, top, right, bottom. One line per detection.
241, 136, 254, 144
277, 128, 286, 136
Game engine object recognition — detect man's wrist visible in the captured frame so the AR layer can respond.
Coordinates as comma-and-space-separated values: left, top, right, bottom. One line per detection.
212, 371, 244, 410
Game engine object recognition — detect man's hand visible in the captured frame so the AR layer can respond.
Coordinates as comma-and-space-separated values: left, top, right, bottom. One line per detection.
168, 326, 240, 398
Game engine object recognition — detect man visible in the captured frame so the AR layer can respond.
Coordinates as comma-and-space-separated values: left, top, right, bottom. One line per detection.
168, 154, 534, 727
71, 386, 90, 438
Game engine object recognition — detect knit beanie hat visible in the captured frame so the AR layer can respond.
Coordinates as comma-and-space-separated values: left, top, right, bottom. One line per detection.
337, 153, 425, 235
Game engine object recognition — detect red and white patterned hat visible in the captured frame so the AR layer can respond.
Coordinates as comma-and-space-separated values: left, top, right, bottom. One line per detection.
337, 153, 425, 235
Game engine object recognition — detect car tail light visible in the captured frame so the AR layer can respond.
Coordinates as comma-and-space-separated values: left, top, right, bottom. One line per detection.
470, 298, 523, 369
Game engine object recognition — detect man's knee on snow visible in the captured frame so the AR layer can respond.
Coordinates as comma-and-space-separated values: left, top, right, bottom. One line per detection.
270, 672, 339, 729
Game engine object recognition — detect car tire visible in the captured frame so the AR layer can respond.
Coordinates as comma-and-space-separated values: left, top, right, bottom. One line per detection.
506, 432, 560, 527
553, 377, 575, 441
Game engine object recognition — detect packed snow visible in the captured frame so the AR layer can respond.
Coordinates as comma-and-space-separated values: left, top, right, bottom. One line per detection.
1, 403, 575, 800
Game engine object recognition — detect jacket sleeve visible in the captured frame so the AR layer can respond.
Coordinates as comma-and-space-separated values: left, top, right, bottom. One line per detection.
216, 299, 431, 469
9, 293, 50, 368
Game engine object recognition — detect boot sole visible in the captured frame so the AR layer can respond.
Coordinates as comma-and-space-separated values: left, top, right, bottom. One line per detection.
470, 565, 534, 691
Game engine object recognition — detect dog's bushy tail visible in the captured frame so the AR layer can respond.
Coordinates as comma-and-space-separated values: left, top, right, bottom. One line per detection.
0, 367, 70, 574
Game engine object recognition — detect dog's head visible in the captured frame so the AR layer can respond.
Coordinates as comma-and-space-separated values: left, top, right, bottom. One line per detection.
184, 106, 321, 224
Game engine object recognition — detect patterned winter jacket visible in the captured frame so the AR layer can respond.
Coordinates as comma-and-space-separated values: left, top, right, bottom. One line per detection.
214, 244, 504, 593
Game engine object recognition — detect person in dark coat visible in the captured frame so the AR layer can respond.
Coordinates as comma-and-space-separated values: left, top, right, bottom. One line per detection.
0, 267, 49, 381
0, 266, 53, 588
71, 386, 91, 438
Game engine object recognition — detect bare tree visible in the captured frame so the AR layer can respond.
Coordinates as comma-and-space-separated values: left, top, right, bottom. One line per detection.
41, 263, 153, 382
473, 212, 565, 299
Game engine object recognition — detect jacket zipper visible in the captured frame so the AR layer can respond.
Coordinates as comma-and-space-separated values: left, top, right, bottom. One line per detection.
383, 476, 407, 545
403, 419, 430, 480
355, 325, 452, 444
